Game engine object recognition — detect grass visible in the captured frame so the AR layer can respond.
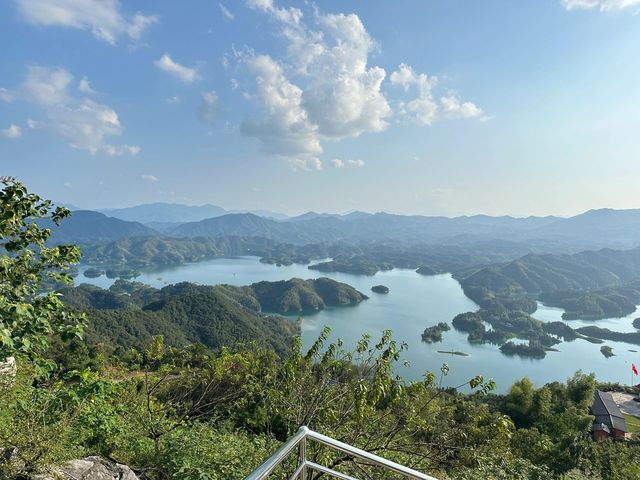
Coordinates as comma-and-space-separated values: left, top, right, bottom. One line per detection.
624, 413, 640, 433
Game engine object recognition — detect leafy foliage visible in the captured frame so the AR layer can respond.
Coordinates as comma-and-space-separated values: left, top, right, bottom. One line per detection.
0, 178, 85, 369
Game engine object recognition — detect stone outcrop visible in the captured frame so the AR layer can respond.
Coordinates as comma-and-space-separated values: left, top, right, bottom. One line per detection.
35, 456, 139, 480
0, 357, 16, 379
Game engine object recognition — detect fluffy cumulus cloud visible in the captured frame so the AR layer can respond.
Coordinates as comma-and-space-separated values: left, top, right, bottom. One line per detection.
19, 66, 139, 155
241, 54, 321, 170
154, 54, 201, 84
14, 0, 158, 45
238, 1, 481, 170
561, 0, 640, 10
390, 63, 482, 124
2, 124, 22, 139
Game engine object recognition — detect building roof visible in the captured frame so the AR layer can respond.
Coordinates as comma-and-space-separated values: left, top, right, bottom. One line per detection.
591, 390, 628, 433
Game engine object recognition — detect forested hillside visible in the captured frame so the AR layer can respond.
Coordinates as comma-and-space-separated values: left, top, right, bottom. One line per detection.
459, 247, 640, 318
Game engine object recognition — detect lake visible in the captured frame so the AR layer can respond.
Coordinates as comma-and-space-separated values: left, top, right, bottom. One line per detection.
76, 257, 640, 393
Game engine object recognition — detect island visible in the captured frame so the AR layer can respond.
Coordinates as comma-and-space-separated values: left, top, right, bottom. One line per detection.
371, 285, 389, 294
634, 318, 640, 330
499, 341, 546, 359
105, 268, 141, 279
245, 277, 368, 314
416, 265, 438, 276
83, 267, 104, 278
437, 350, 469, 357
421, 322, 450, 343
600, 345, 615, 358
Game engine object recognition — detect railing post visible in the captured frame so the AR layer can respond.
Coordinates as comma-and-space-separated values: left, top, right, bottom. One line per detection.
298, 436, 307, 480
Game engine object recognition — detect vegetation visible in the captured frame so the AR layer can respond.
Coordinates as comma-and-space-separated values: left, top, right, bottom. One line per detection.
600, 346, 615, 358
575, 326, 640, 346
500, 341, 547, 359
421, 322, 450, 343
244, 277, 367, 313
59, 281, 299, 356
416, 265, 439, 275
371, 284, 389, 294
0, 177, 85, 370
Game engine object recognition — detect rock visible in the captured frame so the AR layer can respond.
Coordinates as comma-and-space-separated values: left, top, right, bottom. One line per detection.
371, 285, 389, 294
35, 456, 139, 480
0, 356, 16, 380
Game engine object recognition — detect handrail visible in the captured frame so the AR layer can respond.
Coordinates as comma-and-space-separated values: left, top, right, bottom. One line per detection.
244, 426, 438, 480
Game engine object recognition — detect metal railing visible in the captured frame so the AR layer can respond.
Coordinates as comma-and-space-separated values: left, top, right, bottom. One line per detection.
245, 426, 438, 480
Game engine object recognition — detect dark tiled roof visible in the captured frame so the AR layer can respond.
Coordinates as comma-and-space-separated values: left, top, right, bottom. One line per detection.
591, 390, 628, 433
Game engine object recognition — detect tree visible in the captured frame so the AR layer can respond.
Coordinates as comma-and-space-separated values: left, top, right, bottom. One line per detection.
0, 177, 85, 370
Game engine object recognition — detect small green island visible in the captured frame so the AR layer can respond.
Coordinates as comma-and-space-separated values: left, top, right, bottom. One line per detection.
83, 267, 104, 278
421, 322, 450, 343
600, 345, 615, 358
499, 341, 546, 359
105, 268, 141, 279
371, 284, 389, 294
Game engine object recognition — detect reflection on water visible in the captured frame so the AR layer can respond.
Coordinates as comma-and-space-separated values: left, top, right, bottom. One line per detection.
76, 258, 640, 393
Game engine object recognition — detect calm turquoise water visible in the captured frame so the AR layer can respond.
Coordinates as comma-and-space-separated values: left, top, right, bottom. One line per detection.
76, 258, 640, 393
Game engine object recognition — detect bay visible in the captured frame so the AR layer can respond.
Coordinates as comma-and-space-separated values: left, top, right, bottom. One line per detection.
75, 257, 640, 393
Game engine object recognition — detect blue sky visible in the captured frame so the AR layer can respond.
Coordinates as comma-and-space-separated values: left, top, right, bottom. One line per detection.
1, 0, 640, 216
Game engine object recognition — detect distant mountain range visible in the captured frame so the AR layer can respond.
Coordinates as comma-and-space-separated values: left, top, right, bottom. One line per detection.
168, 209, 640, 251
98, 202, 290, 224
49, 206, 640, 253
46, 210, 158, 245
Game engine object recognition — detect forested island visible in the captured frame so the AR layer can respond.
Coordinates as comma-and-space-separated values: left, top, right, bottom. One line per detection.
371, 284, 389, 294
421, 322, 450, 343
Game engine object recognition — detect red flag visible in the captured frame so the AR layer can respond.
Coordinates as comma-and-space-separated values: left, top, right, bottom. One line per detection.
633, 363, 639, 376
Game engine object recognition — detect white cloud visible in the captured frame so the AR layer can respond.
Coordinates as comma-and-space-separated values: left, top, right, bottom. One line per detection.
561, 0, 640, 10
78, 76, 96, 94
440, 95, 483, 119
166, 95, 181, 104
2, 124, 22, 139
14, 0, 158, 45
246, 0, 303, 24
241, 54, 322, 170
239, 1, 481, 169
219, 3, 234, 20
239, 2, 391, 169
140, 174, 158, 182
20, 66, 139, 155
104, 144, 140, 156
199, 90, 220, 123
0, 88, 13, 102
390, 64, 483, 124
331, 158, 364, 168
27, 118, 40, 129
390, 63, 439, 125
154, 54, 201, 83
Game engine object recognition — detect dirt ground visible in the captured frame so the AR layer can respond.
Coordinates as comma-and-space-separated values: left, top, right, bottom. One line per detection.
611, 392, 640, 417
